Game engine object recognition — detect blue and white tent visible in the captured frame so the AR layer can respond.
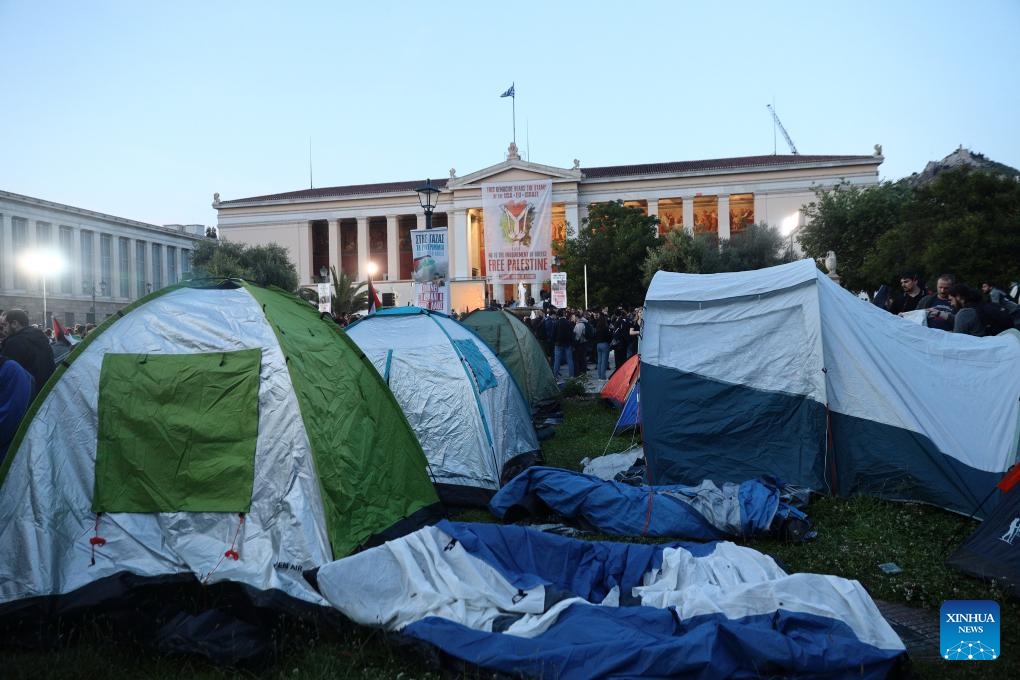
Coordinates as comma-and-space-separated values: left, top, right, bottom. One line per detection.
346, 307, 539, 506
316, 520, 905, 679
642, 260, 1020, 517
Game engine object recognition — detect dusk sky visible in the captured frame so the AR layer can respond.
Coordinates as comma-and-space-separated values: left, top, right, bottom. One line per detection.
2, 1, 1017, 227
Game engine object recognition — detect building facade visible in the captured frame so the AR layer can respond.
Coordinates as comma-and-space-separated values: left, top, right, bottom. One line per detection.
0, 190, 207, 327
215, 145, 883, 310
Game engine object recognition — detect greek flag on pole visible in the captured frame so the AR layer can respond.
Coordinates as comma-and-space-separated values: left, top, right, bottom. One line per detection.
500, 84, 514, 98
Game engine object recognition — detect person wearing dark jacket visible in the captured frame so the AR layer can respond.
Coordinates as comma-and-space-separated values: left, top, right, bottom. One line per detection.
1, 309, 56, 399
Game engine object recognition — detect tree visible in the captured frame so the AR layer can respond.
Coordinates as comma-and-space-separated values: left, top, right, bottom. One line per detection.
642, 222, 793, 286
798, 181, 911, 292
191, 240, 299, 291
556, 201, 660, 309
328, 265, 369, 315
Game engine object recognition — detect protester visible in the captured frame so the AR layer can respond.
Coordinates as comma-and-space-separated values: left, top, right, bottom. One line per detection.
0, 309, 56, 399
0, 355, 34, 462
594, 309, 611, 380
889, 272, 926, 315
551, 310, 574, 378
947, 284, 985, 336
921, 274, 956, 331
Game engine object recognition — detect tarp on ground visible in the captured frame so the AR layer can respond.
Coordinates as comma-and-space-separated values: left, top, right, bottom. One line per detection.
346, 307, 539, 506
316, 521, 906, 679
642, 259, 1020, 517
460, 309, 560, 408
0, 280, 440, 618
489, 466, 805, 540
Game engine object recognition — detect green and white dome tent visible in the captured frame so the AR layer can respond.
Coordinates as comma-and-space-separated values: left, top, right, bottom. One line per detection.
0, 279, 441, 619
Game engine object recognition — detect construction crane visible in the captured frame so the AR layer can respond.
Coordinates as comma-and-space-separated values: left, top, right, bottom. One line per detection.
767, 104, 799, 155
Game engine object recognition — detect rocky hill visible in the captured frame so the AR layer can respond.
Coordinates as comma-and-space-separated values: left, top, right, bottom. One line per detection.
906, 146, 1020, 187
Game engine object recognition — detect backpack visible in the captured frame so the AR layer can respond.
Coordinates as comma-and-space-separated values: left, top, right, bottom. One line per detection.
583, 319, 596, 343
979, 302, 1016, 336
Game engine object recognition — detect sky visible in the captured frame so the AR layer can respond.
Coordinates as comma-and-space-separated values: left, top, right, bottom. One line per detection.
1, 1, 1018, 227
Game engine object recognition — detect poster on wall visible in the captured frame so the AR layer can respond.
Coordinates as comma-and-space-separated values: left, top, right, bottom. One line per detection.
316, 283, 332, 314
411, 227, 450, 314
551, 272, 567, 309
482, 179, 552, 286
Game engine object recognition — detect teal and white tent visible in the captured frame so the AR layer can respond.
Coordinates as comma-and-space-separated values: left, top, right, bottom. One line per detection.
642, 260, 1020, 517
347, 307, 540, 506
0, 281, 441, 620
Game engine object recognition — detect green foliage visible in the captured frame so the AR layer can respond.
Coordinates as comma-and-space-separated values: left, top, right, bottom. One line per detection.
643, 222, 794, 286
801, 168, 1020, 292
328, 265, 368, 315
799, 180, 911, 292
557, 201, 660, 309
191, 239, 299, 291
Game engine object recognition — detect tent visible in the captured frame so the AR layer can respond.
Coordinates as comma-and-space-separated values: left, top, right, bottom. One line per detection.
346, 307, 540, 506
946, 466, 1020, 596
600, 353, 639, 408
614, 382, 641, 433
642, 259, 1020, 518
0, 280, 441, 622
316, 520, 906, 679
460, 309, 559, 409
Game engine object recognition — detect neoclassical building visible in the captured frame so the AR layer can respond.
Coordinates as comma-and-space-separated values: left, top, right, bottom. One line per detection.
215, 144, 883, 310
0, 190, 207, 327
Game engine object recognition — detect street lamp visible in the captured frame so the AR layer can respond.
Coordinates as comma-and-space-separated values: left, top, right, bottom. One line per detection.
20, 249, 65, 326
84, 280, 107, 323
415, 179, 440, 230
366, 261, 379, 312
319, 265, 329, 283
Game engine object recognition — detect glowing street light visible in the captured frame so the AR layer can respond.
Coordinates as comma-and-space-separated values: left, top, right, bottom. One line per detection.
19, 249, 65, 326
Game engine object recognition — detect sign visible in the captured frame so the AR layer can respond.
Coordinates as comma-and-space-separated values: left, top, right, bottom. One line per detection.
940, 600, 999, 660
316, 283, 332, 314
411, 227, 450, 314
482, 179, 552, 285
551, 272, 567, 309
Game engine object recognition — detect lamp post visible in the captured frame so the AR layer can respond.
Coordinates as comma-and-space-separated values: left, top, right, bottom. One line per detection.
319, 265, 329, 283
415, 178, 440, 230
21, 249, 65, 326
84, 280, 107, 323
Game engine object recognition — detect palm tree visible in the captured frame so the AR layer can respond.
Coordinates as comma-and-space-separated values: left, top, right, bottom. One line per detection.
329, 265, 369, 315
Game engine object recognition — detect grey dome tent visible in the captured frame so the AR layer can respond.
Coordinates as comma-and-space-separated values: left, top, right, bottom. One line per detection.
346, 307, 540, 506
0, 280, 441, 630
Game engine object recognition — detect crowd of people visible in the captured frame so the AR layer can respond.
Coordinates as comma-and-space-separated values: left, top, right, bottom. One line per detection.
886, 272, 1020, 336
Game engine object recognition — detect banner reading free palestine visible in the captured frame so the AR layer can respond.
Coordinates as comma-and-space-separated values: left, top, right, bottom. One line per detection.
481, 180, 552, 285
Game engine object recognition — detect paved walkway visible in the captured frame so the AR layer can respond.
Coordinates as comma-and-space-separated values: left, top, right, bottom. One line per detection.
875, 600, 941, 661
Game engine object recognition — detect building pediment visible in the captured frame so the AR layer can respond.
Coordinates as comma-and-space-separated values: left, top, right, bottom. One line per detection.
448, 146, 582, 190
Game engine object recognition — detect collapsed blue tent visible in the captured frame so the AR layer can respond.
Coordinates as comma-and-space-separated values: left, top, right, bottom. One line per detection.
642, 260, 1020, 518
316, 520, 905, 679
489, 466, 807, 540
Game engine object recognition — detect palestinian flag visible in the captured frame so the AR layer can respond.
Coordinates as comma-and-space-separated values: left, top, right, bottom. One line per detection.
368, 279, 382, 315
52, 318, 79, 346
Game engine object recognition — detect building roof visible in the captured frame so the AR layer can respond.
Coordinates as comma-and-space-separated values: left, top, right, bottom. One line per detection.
218, 153, 878, 206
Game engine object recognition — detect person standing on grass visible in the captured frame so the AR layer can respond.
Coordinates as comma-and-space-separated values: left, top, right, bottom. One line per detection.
594, 309, 611, 380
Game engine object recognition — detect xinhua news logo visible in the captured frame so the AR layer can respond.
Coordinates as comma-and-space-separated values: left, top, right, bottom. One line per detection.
940, 600, 999, 661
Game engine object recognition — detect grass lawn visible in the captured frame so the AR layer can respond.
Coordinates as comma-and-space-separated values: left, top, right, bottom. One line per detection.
5, 396, 1016, 679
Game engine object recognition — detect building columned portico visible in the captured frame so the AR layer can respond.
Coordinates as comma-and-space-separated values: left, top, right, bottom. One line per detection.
215, 145, 883, 311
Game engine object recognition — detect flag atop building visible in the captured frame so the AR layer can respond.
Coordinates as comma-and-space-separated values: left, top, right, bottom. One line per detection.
500, 84, 514, 98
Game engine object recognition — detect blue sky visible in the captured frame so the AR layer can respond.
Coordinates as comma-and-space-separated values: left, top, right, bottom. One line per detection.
1, 1, 1017, 227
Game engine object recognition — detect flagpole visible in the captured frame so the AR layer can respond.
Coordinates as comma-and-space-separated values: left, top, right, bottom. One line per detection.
512, 89, 516, 146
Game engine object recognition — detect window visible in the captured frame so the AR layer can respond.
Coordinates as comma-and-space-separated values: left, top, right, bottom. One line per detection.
119, 238, 130, 298
81, 231, 95, 291
59, 227, 74, 293
729, 194, 755, 236
12, 217, 28, 289
135, 240, 147, 295
152, 243, 163, 289
181, 248, 191, 277
36, 221, 52, 247
167, 246, 177, 284
100, 234, 113, 295
693, 196, 718, 235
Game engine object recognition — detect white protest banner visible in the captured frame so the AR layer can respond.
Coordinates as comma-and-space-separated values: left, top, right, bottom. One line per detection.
551, 272, 567, 309
316, 283, 332, 313
482, 179, 552, 285
411, 227, 450, 314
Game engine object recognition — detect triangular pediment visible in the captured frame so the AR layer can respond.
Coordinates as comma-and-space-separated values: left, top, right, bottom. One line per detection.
448, 154, 582, 190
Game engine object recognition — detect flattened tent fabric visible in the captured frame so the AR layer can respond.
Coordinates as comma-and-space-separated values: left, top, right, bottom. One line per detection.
642, 259, 1020, 517
946, 468, 1020, 596
460, 309, 559, 408
346, 307, 539, 506
317, 521, 906, 679
601, 354, 639, 407
490, 466, 808, 540
0, 280, 441, 618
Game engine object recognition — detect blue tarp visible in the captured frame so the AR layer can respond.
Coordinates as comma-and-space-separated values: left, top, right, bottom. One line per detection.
316, 521, 906, 679
490, 466, 806, 540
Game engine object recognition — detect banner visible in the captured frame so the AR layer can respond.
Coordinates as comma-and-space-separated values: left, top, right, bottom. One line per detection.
482, 180, 552, 285
316, 283, 332, 314
551, 272, 567, 309
411, 227, 450, 314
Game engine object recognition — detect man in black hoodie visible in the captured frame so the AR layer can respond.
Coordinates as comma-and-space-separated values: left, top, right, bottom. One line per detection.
1, 309, 56, 399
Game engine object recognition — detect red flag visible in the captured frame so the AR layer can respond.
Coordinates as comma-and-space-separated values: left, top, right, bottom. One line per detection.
52, 318, 78, 346
368, 279, 381, 315
998, 464, 1020, 493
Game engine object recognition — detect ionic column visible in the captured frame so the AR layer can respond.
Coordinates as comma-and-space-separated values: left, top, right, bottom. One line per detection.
452, 209, 468, 279
386, 215, 399, 281
566, 203, 580, 235
112, 237, 122, 299
647, 198, 659, 218
0, 214, 12, 289
717, 195, 731, 240
356, 216, 369, 280
682, 199, 695, 234
328, 218, 340, 276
